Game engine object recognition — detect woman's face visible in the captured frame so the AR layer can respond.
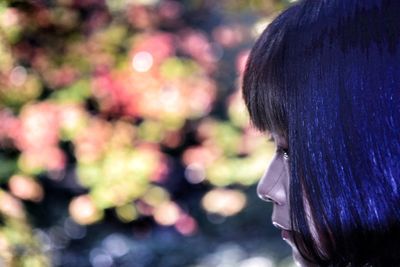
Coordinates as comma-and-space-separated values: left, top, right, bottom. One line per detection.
257, 132, 314, 266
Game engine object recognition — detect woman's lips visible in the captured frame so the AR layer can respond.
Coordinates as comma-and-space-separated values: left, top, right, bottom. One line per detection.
281, 229, 291, 241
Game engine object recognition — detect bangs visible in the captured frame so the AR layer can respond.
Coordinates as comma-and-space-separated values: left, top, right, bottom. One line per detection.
242, 6, 297, 137
243, 0, 400, 265
281, 0, 400, 264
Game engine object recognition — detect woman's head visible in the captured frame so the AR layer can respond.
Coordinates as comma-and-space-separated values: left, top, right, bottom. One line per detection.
243, 0, 400, 265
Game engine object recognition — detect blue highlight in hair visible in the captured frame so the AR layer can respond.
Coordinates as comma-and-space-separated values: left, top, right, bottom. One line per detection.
242, 0, 400, 265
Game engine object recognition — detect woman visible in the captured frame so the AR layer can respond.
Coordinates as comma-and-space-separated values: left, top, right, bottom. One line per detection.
242, 0, 400, 266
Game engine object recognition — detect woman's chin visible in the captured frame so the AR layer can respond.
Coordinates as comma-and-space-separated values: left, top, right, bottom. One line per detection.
292, 249, 307, 267
291, 248, 318, 267
282, 233, 316, 267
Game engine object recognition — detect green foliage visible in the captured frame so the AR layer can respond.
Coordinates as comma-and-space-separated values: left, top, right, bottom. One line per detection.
0, 0, 291, 265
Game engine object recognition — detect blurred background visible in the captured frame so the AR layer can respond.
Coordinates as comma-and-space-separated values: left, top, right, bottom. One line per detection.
0, 0, 296, 266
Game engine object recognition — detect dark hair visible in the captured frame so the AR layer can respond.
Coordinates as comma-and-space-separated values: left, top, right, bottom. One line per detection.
243, 0, 400, 265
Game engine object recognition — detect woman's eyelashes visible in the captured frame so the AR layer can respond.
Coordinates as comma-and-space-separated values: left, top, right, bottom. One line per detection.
267, 137, 289, 159
277, 146, 289, 159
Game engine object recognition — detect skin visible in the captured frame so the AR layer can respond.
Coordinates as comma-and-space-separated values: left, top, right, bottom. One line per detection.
258, 132, 316, 267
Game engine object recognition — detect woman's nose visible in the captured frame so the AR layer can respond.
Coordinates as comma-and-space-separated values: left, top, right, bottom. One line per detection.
257, 154, 288, 205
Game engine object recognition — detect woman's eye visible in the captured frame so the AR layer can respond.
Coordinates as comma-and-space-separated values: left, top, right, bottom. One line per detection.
277, 146, 289, 159
267, 135, 289, 159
